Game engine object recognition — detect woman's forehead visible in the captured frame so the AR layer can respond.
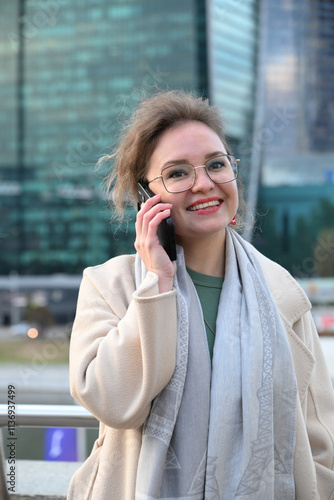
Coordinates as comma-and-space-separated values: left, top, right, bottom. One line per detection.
147, 121, 225, 170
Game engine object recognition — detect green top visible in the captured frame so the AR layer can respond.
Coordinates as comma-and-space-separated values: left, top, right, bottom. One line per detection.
187, 267, 223, 362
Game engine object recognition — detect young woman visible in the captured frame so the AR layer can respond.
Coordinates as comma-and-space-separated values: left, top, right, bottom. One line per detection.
67, 90, 334, 500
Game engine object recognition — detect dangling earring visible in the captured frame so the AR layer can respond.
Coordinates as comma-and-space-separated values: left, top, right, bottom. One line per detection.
230, 214, 237, 225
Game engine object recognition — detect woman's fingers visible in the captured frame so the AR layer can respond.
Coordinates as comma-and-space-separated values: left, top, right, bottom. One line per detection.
134, 196, 175, 287
136, 195, 172, 244
136, 205, 172, 250
142, 205, 172, 239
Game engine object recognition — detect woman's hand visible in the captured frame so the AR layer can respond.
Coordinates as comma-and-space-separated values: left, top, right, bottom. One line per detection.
135, 194, 176, 293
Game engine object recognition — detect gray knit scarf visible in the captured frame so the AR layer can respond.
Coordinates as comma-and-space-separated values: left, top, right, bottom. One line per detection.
135, 228, 297, 499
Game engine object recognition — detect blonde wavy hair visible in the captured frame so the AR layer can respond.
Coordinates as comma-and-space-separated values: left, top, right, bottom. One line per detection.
99, 89, 247, 231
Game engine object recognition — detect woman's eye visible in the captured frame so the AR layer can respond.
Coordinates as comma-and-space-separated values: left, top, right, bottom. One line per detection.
167, 168, 190, 179
208, 160, 225, 170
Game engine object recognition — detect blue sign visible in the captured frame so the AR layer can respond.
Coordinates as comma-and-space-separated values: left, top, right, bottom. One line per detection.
44, 428, 77, 461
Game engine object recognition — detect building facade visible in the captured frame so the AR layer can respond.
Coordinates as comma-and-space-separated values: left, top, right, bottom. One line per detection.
259, 0, 334, 186
253, 0, 334, 276
0, 0, 259, 275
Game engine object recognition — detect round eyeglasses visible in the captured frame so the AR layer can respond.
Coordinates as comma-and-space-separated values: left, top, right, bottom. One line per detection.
147, 154, 239, 193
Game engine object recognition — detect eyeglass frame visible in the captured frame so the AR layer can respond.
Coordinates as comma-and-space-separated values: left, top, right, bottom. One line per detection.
146, 154, 240, 193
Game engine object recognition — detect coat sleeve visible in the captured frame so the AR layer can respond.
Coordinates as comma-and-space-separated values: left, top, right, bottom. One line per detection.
297, 312, 334, 499
69, 266, 178, 430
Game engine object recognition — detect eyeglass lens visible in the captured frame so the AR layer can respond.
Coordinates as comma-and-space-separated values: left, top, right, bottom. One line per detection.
162, 155, 238, 193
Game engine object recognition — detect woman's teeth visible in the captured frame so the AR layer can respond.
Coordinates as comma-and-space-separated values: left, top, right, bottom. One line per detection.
189, 200, 220, 211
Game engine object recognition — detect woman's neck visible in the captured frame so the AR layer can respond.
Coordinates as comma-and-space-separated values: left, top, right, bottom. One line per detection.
179, 230, 226, 278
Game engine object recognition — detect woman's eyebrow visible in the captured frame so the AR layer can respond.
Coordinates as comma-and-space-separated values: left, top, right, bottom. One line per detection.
161, 158, 189, 169
204, 150, 225, 159
162, 151, 225, 169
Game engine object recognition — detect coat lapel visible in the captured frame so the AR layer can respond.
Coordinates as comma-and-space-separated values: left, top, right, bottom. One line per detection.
253, 248, 315, 402
281, 321, 315, 402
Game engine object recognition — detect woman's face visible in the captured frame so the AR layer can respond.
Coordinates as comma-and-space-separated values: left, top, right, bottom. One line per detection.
145, 121, 239, 246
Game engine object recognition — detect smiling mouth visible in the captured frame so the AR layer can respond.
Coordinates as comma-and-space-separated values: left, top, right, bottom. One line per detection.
188, 200, 222, 211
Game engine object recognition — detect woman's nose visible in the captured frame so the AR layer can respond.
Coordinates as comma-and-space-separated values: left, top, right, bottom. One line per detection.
191, 166, 215, 192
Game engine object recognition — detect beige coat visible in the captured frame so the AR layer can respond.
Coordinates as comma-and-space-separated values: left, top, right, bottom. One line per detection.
67, 249, 334, 500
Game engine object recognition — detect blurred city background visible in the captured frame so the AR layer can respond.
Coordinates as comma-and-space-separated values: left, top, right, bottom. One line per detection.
0, 0, 334, 495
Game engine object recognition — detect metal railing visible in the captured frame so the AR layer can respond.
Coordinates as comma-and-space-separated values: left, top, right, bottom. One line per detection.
0, 404, 98, 500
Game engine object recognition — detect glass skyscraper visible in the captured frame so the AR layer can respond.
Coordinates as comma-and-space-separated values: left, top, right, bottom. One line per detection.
0, 0, 259, 275
208, 1, 258, 142
259, 0, 334, 186
253, 0, 334, 275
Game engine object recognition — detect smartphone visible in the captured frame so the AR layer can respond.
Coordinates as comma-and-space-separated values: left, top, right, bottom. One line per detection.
137, 181, 177, 261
